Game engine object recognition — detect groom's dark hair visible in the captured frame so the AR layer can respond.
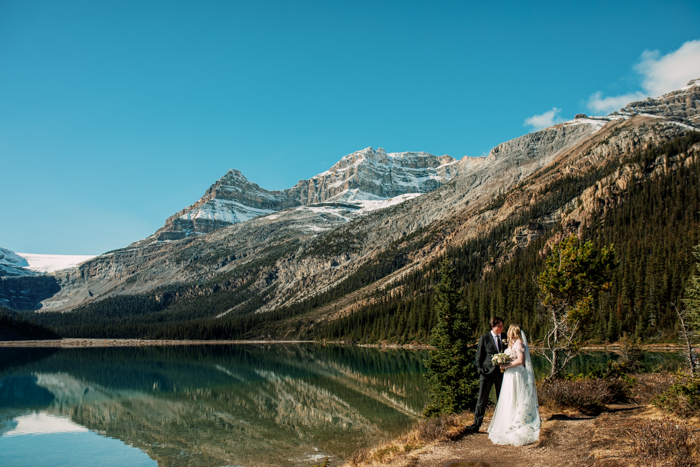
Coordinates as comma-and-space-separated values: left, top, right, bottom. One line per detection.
489, 316, 504, 329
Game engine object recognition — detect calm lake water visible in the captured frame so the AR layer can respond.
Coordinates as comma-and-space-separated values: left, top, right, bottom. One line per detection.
0, 344, 683, 467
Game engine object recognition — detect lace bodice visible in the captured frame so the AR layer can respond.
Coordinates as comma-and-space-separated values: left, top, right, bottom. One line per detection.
505, 340, 525, 362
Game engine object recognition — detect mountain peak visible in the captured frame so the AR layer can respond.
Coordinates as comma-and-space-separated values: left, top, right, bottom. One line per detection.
148, 147, 464, 242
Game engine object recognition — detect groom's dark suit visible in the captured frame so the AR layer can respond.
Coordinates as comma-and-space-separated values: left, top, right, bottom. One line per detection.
472, 330, 507, 429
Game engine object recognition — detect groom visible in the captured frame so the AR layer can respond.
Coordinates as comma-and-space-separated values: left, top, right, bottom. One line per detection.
468, 316, 506, 432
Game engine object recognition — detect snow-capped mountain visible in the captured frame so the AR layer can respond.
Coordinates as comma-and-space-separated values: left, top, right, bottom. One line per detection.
149, 148, 477, 242
0, 247, 95, 276
0, 247, 29, 269
0, 247, 32, 277
7, 78, 699, 316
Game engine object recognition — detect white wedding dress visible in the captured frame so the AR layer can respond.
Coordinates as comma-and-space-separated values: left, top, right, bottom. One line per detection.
487, 332, 540, 446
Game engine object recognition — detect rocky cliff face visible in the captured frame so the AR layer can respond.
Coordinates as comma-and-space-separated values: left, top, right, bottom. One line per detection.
149, 148, 468, 241
0, 275, 60, 310
623, 79, 700, 127
37, 117, 606, 313
24, 79, 700, 325
0, 248, 61, 310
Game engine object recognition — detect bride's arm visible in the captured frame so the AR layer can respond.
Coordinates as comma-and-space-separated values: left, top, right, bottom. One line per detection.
501, 341, 525, 369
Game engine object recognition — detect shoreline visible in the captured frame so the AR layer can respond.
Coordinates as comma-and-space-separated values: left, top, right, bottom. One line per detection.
0, 338, 686, 350
0, 338, 315, 348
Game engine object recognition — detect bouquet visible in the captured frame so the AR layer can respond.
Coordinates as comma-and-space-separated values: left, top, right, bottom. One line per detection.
492, 352, 511, 372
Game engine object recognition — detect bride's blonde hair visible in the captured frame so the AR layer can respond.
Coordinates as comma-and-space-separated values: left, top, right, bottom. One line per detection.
507, 324, 522, 344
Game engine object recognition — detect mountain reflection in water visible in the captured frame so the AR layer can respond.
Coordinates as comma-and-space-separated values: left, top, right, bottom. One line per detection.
0, 344, 429, 466
0, 345, 683, 466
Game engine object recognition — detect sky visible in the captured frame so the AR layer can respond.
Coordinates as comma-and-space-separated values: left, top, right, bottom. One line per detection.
2, 0, 700, 255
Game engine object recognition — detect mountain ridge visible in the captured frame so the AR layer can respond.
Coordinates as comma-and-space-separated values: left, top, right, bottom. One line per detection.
5, 79, 700, 344
148, 147, 472, 242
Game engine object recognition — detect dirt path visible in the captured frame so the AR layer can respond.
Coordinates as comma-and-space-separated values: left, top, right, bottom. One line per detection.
404, 416, 595, 466
384, 405, 653, 467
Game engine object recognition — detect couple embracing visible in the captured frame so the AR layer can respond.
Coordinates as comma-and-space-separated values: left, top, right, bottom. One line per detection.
468, 316, 541, 446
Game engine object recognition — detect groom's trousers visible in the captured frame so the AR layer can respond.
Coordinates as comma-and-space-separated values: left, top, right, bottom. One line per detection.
473, 374, 502, 429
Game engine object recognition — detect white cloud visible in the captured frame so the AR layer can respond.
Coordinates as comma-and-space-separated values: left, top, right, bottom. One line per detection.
587, 39, 700, 114
637, 40, 700, 96
524, 107, 565, 131
587, 91, 647, 114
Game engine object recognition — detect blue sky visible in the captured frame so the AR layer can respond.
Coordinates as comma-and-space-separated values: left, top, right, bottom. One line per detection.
2, 0, 700, 254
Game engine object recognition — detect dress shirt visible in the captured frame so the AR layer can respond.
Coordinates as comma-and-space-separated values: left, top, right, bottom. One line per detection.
490, 331, 501, 351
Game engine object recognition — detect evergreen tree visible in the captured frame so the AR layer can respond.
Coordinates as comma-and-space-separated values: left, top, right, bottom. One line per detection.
423, 259, 479, 417
681, 244, 700, 375
683, 244, 700, 329
538, 235, 617, 378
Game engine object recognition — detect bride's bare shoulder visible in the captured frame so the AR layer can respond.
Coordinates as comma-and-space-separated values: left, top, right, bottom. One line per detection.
514, 339, 525, 351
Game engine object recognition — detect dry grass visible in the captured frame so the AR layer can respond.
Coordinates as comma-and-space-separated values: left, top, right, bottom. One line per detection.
537, 377, 630, 414
345, 412, 472, 467
584, 403, 700, 467
632, 372, 676, 404
630, 417, 697, 467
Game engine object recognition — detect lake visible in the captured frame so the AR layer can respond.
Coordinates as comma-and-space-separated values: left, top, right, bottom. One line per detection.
0, 344, 683, 466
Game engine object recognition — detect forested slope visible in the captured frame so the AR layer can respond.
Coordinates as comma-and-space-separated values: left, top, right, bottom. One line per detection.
28, 132, 700, 344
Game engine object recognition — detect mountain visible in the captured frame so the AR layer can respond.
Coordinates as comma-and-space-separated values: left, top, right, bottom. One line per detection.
0, 249, 92, 311
10, 79, 700, 344
147, 147, 468, 242
33, 118, 600, 315
0, 248, 61, 311
0, 247, 31, 275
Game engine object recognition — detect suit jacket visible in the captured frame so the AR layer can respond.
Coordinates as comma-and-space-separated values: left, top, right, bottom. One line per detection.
475, 331, 507, 379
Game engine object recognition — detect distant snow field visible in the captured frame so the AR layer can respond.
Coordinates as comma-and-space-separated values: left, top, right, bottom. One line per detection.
15, 252, 96, 273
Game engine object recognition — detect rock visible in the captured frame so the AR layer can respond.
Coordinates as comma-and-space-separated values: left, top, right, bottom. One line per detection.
26, 80, 700, 320
147, 148, 472, 242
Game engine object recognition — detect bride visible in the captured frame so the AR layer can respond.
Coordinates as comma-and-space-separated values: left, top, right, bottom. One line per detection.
487, 324, 540, 446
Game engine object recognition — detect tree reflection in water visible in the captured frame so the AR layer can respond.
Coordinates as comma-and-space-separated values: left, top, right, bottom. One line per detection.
0, 345, 683, 466
0, 344, 429, 466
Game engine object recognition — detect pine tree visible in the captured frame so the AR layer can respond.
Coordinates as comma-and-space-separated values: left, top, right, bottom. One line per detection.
423, 259, 479, 417
538, 235, 617, 378
683, 245, 700, 329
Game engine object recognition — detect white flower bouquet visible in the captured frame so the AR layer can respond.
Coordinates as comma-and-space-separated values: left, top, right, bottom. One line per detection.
492, 352, 511, 372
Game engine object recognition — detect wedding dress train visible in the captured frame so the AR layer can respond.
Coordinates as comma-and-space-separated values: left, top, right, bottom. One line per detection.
487, 332, 540, 446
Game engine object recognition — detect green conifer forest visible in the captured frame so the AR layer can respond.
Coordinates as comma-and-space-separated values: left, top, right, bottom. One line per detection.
23, 133, 700, 345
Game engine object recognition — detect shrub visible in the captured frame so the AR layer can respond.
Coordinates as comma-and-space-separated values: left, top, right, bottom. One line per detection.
633, 372, 675, 404
537, 374, 633, 414
631, 418, 695, 467
417, 413, 466, 442
653, 376, 700, 417
349, 448, 370, 466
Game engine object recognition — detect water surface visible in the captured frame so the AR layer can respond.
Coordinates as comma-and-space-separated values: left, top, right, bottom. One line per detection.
0, 344, 427, 466
0, 345, 683, 466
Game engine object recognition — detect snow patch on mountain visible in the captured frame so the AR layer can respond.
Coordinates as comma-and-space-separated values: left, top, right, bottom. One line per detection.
329, 189, 423, 212
564, 115, 626, 134
17, 253, 96, 273
0, 247, 94, 275
0, 247, 29, 268
179, 198, 276, 224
